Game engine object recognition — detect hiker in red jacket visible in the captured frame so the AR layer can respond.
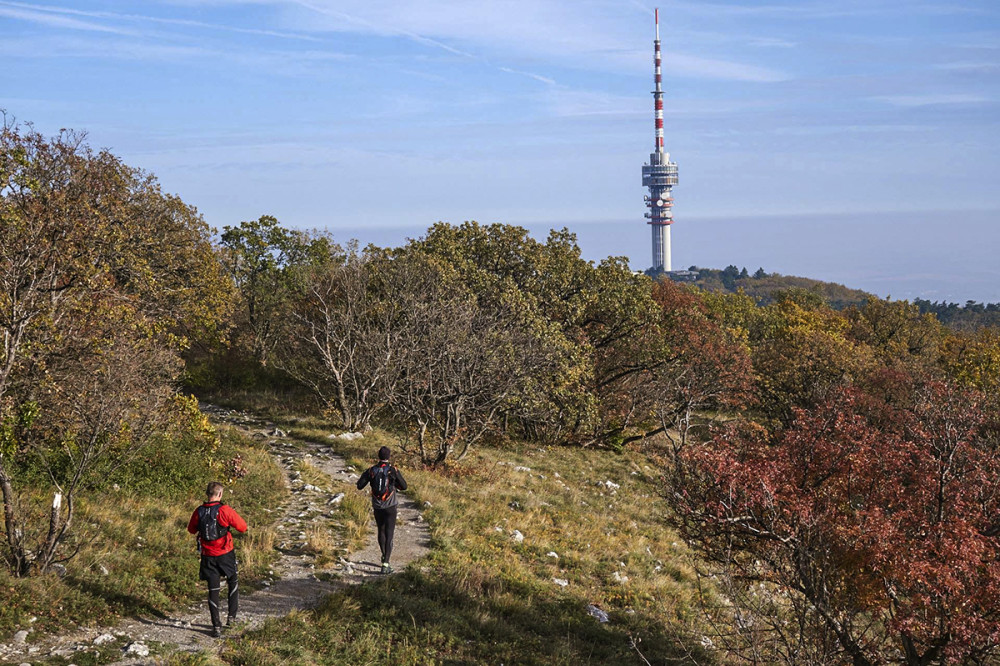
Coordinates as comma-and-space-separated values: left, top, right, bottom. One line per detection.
187, 481, 248, 637
356, 446, 407, 574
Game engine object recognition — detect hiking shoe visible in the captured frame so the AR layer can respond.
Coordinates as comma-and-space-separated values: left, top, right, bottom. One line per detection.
227, 615, 237, 627
211, 626, 222, 638
382, 563, 394, 575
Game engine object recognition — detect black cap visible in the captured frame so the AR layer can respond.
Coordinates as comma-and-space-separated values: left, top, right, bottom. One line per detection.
378, 446, 391, 461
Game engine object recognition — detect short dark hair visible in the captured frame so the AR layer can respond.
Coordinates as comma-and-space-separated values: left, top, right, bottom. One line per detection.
377, 446, 391, 461
206, 482, 224, 498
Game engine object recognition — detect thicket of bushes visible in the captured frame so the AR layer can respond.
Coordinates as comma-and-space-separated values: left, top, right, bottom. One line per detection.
202, 221, 1000, 662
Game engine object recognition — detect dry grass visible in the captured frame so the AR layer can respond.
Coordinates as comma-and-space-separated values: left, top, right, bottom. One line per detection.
302, 522, 340, 566
219, 410, 715, 664
165, 651, 227, 665
240, 524, 278, 573
291, 460, 330, 491
331, 491, 367, 553
287, 453, 371, 560
0, 425, 287, 641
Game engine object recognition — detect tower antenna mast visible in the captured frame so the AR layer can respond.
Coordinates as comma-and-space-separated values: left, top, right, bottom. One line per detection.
641, 7, 679, 272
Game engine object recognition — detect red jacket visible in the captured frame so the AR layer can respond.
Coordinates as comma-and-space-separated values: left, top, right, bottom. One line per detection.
187, 502, 248, 557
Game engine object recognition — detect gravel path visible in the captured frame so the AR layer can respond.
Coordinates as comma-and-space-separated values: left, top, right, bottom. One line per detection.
0, 405, 430, 666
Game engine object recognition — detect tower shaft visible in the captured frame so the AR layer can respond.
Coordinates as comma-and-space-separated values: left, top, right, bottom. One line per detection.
641, 7, 678, 272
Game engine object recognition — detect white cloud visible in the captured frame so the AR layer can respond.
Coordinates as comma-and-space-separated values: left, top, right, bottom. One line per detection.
498, 67, 555, 86
664, 0, 992, 20
748, 37, 797, 48
0, 33, 353, 71
280, 0, 787, 82
1, 0, 320, 40
0, 3, 134, 33
873, 93, 991, 107
667, 52, 787, 82
933, 61, 1000, 73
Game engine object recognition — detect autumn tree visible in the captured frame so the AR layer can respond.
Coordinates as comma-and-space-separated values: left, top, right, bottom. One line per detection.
384, 254, 552, 463
406, 222, 674, 447
571, 257, 666, 446
753, 295, 875, 424
941, 326, 1000, 394
847, 297, 944, 374
624, 279, 752, 454
219, 215, 330, 368
668, 380, 1000, 664
278, 246, 402, 432
404, 222, 595, 443
0, 118, 226, 575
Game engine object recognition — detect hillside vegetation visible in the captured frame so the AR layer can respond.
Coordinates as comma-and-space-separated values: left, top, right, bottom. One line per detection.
686, 265, 873, 309
682, 265, 1000, 329
3, 121, 1000, 665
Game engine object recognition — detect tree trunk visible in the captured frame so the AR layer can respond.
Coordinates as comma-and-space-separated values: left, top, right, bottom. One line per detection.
416, 421, 428, 464
38, 492, 63, 573
335, 376, 353, 430
0, 462, 27, 576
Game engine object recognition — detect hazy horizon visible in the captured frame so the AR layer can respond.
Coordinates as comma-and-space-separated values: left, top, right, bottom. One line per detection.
316, 208, 1000, 305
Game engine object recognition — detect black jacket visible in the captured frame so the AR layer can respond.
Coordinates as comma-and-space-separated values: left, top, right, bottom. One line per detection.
357, 462, 408, 510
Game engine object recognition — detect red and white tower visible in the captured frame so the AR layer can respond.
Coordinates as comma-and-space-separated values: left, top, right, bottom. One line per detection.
641, 8, 679, 272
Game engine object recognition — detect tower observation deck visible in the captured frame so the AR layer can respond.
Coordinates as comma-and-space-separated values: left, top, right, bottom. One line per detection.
641, 8, 679, 272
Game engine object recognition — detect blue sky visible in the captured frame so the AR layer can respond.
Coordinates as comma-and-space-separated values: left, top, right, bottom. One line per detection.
2, 0, 999, 301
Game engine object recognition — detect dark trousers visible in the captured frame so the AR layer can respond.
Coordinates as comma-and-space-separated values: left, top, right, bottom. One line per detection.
200, 551, 239, 628
374, 506, 397, 564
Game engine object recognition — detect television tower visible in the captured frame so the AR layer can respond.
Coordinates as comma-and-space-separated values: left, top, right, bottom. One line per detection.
641, 8, 679, 272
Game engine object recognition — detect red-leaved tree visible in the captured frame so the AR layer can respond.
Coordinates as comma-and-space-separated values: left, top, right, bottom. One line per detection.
669, 379, 1000, 664
640, 279, 753, 454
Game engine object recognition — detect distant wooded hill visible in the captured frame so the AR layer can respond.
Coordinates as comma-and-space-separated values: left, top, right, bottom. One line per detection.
680, 265, 1000, 329
913, 298, 1000, 331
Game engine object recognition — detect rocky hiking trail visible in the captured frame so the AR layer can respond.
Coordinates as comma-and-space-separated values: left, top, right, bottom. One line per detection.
0, 405, 430, 666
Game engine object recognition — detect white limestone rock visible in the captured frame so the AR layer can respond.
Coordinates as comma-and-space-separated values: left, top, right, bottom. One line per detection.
124, 642, 149, 657
586, 604, 610, 623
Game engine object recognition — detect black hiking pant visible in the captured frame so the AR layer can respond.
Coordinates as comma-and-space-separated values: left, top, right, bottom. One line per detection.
200, 550, 239, 628
373, 506, 397, 564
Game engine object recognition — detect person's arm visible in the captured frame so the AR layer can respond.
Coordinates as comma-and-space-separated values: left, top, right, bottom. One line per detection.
393, 467, 407, 492
187, 509, 200, 535
220, 505, 248, 533
356, 467, 370, 490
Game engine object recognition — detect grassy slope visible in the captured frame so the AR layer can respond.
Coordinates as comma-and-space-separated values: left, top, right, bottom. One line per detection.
0, 426, 286, 646
217, 416, 712, 666
1, 386, 714, 665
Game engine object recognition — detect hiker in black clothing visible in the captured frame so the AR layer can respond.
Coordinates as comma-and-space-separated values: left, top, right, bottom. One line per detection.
356, 446, 407, 574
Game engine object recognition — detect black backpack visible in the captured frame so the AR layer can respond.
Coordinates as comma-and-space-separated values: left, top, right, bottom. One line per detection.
197, 503, 230, 543
370, 463, 393, 502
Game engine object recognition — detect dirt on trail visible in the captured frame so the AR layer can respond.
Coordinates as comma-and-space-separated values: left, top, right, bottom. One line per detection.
0, 405, 430, 666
